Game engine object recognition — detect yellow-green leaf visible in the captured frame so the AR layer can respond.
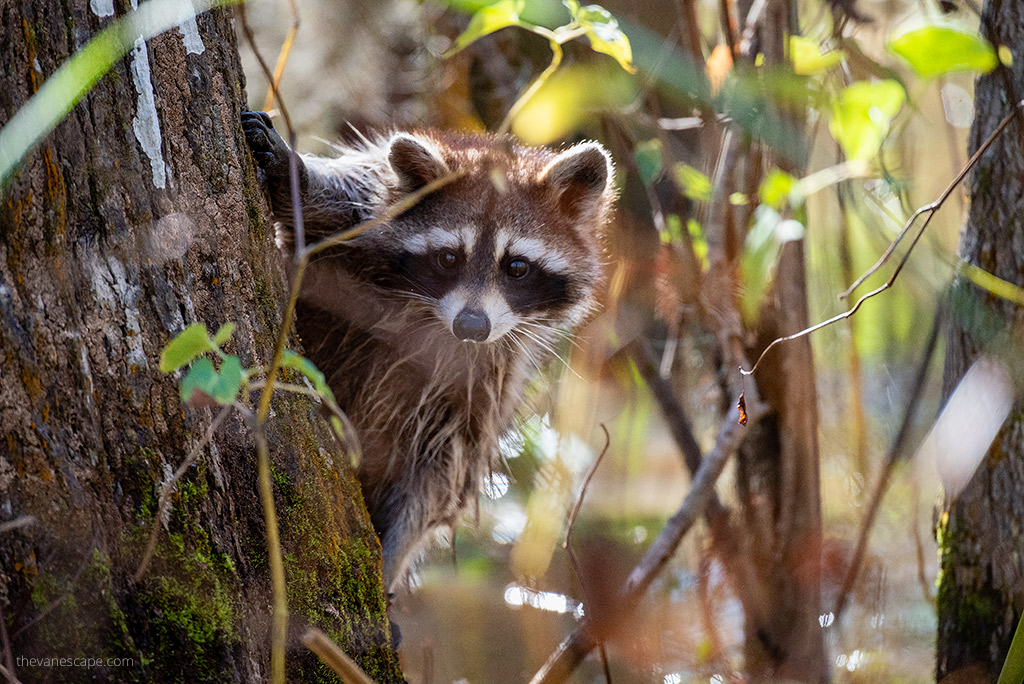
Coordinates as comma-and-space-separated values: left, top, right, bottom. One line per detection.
674, 163, 712, 202
447, 0, 525, 55
888, 26, 997, 78
576, 4, 636, 74
790, 35, 844, 75
829, 79, 906, 161
758, 169, 798, 209
161, 323, 215, 373
213, 322, 236, 347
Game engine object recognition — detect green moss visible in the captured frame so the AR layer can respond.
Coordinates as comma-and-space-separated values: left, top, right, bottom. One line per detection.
267, 401, 403, 683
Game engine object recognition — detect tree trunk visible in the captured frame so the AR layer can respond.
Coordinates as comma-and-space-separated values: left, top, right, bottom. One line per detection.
936, 4, 1024, 681
0, 3, 401, 682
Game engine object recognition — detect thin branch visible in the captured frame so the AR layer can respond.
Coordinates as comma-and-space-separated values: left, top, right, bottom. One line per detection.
261, 0, 301, 113
529, 402, 763, 684
134, 404, 233, 582
0, 601, 16, 684
562, 425, 612, 683
0, 516, 34, 535
563, 425, 611, 556
840, 103, 1019, 301
302, 628, 376, 684
831, 304, 943, 620
303, 169, 467, 258
237, 1, 305, 254
13, 535, 97, 641
741, 100, 1023, 378
257, 428, 288, 684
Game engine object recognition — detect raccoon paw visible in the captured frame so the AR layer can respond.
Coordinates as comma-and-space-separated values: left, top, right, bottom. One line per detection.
241, 110, 290, 181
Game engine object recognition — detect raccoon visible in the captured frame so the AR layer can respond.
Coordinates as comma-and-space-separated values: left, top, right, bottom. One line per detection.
241, 111, 614, 589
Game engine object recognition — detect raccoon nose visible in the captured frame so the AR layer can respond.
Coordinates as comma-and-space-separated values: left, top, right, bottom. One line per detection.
452, 309, 491, 342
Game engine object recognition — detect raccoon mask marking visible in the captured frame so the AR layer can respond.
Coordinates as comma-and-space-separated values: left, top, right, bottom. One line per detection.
242, 111, 614, 590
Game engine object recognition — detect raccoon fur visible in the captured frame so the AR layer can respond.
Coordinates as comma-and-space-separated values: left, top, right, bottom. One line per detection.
241, 111, 614, 589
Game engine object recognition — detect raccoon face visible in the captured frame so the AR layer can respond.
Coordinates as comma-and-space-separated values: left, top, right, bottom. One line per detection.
373, 135, 613, 345
397, 224, 577, 343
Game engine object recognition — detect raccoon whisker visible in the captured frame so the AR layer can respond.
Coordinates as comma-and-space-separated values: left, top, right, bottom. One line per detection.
519, 319, 584, 353
506, 330, 545, 377
516, 326, 582, 380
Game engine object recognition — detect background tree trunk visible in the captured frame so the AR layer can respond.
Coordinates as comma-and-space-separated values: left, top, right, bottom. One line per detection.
936, 2, 1024, 680
0, 3, 401, 682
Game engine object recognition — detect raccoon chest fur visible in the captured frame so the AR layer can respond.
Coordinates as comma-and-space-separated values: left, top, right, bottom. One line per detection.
242, 111, 614, 589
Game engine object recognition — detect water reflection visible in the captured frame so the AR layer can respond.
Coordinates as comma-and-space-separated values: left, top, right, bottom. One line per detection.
503, 584, 584, 619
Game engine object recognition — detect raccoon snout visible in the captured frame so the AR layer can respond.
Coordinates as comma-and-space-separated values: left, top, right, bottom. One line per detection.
452, 309, 491, 342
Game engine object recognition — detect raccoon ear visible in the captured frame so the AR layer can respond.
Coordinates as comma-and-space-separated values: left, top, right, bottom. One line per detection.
388, 134, 450, 192
540, 142, 613, 218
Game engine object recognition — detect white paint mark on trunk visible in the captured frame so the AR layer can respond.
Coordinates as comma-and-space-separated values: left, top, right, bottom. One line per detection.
89, 0, 114, 17
177, 0, 206, 55
129, 37, 167, 189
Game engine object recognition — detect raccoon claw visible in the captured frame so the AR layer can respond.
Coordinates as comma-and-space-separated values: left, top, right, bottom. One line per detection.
241, 110, 290, 179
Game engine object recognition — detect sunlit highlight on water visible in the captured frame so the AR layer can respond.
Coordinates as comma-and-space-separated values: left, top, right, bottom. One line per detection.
503, 584, 583, 618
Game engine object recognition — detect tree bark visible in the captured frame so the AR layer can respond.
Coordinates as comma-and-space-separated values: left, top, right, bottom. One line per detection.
0, 3, 401, 682
936, 3, 1024, 681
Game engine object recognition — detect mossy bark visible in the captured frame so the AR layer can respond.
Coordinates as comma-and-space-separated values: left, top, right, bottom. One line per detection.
936, 3, 1024, 680
0, 3, 402, 682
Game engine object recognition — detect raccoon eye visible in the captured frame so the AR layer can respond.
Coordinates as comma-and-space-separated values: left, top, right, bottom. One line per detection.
505, 259, 530, 279
435, 249, 459, 271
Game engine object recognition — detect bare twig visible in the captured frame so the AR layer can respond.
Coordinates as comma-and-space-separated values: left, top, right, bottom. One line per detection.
261, 0, 300, 113
256, 428, 288, 684
13, 534, 97, 641
302, 628, 376, 684
562, 425, 612, 683
135, 404, 233, 582
0, 663, 20, 684
831, 304, 943, 620
741, 100, 1023, 378
0, 516, 34, 535
563, 425, 611, 557
529, 402, 763, 684
0, 601, 16, 684
237, 1, 305, 254
840, 103, 1021, 301
301, 626, 378, 679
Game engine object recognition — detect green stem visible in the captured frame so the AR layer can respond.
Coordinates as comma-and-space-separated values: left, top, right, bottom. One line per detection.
257, 430, 288, 684
496, 27, 585, 137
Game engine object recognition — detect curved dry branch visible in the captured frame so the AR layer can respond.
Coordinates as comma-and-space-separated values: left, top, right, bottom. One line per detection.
741, 100, 1024, 378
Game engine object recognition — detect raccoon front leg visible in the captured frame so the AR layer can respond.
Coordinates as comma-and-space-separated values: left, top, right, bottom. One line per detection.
241, 111, 363, 243
373, 493, 434, 591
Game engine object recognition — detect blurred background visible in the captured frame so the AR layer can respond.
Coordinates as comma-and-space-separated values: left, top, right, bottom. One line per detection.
239, 0, 981, 680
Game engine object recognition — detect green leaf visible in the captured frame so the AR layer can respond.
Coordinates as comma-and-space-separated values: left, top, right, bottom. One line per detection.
161, 323, 215, 373
211, 355, 244, 404
633, 139, 663, 188
758, 169, 798, 210
576, 5, 636, 73
889, 25, 997, 78
213, 322, 236, 347
673, 163, 712, 202
790, 35, 844, 75
562, 0, 580, 17
829, 79, 906, 161
179, 356, 243, 406
447, 0, 526, 55
180, 357, 218, 406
